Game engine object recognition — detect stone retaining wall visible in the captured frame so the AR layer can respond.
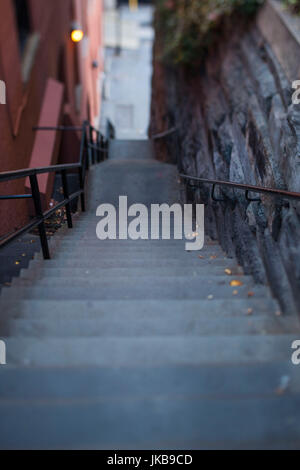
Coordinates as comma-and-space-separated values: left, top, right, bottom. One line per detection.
150, 0, 300, 314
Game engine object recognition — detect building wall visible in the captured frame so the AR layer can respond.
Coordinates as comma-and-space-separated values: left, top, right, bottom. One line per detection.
0, 0, 103, 236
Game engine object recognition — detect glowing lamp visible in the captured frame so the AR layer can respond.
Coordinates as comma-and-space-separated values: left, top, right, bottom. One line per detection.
71, 23, 84, 43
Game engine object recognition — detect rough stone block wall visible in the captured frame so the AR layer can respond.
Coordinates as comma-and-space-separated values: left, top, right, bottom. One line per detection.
150, 13, 300, 314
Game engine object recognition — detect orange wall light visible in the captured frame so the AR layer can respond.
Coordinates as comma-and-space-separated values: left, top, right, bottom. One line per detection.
71, 23, 84, 43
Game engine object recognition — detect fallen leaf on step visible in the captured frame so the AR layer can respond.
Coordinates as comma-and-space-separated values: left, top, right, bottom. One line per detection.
15, 261, 20, 265
207, 295, 214, 300
275, 376, 290, 395
224, 269, 232, 275
230, 280, 243, 287
210, 255, 217, 260
248, 291, 255, 298
198, 255, 205, 259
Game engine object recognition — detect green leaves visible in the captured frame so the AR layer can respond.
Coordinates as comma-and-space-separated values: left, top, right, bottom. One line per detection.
283, 0, 300, 14
156, 0, 264, 66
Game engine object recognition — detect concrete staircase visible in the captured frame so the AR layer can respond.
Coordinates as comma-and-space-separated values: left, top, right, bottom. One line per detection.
0, 139, 300, 449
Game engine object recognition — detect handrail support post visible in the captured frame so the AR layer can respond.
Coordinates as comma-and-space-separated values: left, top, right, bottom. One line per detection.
29, 174, 50, 260
78, 168, 86, 212
245, 189, 261, 202
212, 183, 225, 202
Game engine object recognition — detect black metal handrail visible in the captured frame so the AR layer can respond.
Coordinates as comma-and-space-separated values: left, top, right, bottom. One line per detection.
0, 163, 81, 183
151, 127, 300, 203
150, 126, 182, 171
106, 119, 116, 140
180, 174, 300, 202
151, 127, 178, 140
0, 120, 109, 259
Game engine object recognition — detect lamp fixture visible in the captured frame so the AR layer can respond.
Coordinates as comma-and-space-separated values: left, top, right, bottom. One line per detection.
71, 22, 84, 43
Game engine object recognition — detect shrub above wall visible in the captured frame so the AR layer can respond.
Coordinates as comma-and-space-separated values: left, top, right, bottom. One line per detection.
156, 0, 265, 66
283, 0, 300, 14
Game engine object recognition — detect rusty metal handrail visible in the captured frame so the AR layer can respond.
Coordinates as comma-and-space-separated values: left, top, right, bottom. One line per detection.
180, 174, 300, 202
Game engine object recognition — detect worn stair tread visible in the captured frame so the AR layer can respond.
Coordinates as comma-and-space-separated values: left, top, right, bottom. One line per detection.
12, 274, 255, 288
49, 245, 225, 253
53, 237, 208, 243
46, 251, 228, 261
25, 258, 239, 269
3, 335, 297, 367
54, 236, 219, 243
0, 298, 280, 320
1, 394, 300, 449
109, 139, 155, 160
18, 266, 245, 280
0, 256, 31, 266
52, 234, 218, 241
0, 362, 299, 401
0, 282, 270, 301
46, 250, 227, 261
3, 314, 299, 337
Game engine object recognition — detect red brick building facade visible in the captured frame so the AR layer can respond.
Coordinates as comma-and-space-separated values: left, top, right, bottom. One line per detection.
0, 0, 104, 236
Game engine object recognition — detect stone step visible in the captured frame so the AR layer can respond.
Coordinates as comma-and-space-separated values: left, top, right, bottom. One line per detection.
0, 246, 37, 257
53, 234, 201, 239
0, 362, 298, 401
0, 266, 23, 285
0, 393, 299, 449
52, 242, 208, 250
0, 256, 31, 268
52, 228, 215, 235
3, 335, 297, 367
27, 257, 237, 269
0, 279, 269, 301
42, 235, 218, 246
51, 242, 209, 251
3, 314, 298, 337
52, 226, 209, 234
47, 248, 227, 260
18, 266, 245, 280
51, 242, 223, 252
109, 139, 155, 160
54, 234, 218, 241
0, 298, 280, 320
12, 274, 253, 289
40, 252, 230, 264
